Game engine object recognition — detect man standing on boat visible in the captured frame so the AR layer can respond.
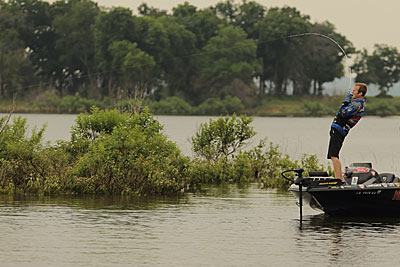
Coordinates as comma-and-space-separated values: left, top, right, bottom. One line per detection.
327, 83, 367, 182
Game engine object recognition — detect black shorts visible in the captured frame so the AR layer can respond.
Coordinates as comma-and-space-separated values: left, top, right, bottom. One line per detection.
327, 128, 345, 159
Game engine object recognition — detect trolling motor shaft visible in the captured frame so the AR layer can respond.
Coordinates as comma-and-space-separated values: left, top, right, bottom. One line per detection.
281, 168, 305, 228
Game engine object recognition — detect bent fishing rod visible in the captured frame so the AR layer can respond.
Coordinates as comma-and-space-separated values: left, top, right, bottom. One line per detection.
286, 32, 353, 93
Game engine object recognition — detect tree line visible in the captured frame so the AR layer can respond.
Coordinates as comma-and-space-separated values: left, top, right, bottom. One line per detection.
1, 0, 400, 106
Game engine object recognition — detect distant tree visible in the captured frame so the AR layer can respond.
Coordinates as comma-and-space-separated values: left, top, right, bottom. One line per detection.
131, 16, 169, 79
353, 44, 400, 95
137, 3, 167, 17
52, 0, 100, 96
94, 7, 136, 96
200, 25, 260, 100
108, 40, 155, 98
257, 7, 311, 95
293, 21, 355, 95
211, 0, 238, 23
172, 1, 197, 18
235, 0, 266, 39
155, 16, 198, 99
0, 6, 35, 97
173, 3, 224, 49
5, 0, 57, 85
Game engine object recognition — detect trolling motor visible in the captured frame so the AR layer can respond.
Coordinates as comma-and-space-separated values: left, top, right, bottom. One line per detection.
281, 168, 305, 228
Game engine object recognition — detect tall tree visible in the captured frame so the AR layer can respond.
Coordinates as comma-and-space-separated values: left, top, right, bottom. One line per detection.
257, 7, 311, 95
211, 0, 238, 23
138, 3, 167, 17
200, 25, 260, 100
94, 7, 136, 96
293, 21, 355, 95
52, 0, 100, 96
235, 0, 266, 39
108, 40, 155, 97
173, 3, 224, 49
0, 4, 35, 97
155, 16, 197, 99
131, 16, 169, 69
353, 44, 400, 95
5, 0, 56, 82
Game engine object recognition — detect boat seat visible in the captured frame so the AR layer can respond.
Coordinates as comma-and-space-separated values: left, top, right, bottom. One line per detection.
379, 173, 396, 183
309, 171, 329, 177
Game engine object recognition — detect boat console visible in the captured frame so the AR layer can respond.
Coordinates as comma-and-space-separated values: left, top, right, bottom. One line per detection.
343, 162, 399, 185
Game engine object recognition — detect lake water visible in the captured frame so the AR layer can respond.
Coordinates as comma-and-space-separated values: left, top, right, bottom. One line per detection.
1, 114, 400, 266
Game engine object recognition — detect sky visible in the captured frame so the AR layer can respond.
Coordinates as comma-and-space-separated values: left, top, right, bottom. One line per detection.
88, 0, 400, 52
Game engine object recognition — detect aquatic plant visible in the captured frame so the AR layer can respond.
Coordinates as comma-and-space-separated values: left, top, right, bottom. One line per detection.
0, 110, 330, 195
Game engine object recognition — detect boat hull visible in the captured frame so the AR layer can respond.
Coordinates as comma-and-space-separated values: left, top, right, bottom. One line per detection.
290, 184, 400, 216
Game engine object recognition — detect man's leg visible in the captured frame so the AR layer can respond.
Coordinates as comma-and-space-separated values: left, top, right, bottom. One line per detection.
330, 156, 343, 181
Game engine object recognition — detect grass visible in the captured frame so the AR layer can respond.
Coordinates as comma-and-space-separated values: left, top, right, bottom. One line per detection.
1, 95, 400, 117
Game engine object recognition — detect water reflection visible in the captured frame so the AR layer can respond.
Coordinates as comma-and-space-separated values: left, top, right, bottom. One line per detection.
305, 213, 400, 231
1, 186, 400, 267
294, 213, 400, 267
0, 194, 189, 210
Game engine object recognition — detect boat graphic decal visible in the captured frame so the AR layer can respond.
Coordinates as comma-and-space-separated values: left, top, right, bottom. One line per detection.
392, 190, 400, 201
356, 190, 382, 195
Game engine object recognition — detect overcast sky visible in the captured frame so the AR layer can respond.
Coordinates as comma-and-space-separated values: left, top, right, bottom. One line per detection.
85, 0, 400, 52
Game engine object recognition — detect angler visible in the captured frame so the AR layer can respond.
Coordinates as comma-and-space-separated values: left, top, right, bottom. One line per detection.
327, 82, 367, 181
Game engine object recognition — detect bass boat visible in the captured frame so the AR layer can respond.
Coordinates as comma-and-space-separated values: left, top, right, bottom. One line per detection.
282, 163, 400, 217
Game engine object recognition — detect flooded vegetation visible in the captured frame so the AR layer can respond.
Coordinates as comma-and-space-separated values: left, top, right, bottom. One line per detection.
0, 109, 328, 196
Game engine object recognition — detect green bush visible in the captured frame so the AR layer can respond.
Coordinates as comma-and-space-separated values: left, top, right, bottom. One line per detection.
67, 107, 163, 156
39, 91, 105, 113
194, 96, 244, 115
237, 139, 329, 189
0, 109, 332, 196
151, 96, 192, 115
187, 137, 330, 190
67, 108, 189, 195
191, 114, 256, 161
0, 116, 59, 194
0, 110, 191, 196
367, 99, 397, 116
302, 102, 333, 116
59, 93, 104, 113
189, 118, 330, 189
187, 158, 232, 186
71, 125, 190, 195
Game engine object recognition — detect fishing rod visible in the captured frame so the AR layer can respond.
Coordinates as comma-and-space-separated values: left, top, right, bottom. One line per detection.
286, 32, 353, 93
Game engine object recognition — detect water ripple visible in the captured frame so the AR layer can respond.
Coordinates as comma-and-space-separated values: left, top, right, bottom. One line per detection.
0, 186, 400, 266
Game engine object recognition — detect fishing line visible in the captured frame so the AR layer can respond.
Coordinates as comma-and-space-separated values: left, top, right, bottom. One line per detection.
2, 32, 352, 96
286, 32, 353, 93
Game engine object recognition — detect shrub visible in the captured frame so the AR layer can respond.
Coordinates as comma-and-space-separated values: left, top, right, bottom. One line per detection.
66, 108, 189, 195
71, 120, 190, 195
367, 99, 397, 116
59, 93, 103, 113
39, 91, 105, 113
0, 116, 53, 194
302, 102, 332, 117
0, 110, 191, 196
151, 96, 192, 115
191, 114, 256, 161
194, 96, 244, 115
67, 107, 163, 157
